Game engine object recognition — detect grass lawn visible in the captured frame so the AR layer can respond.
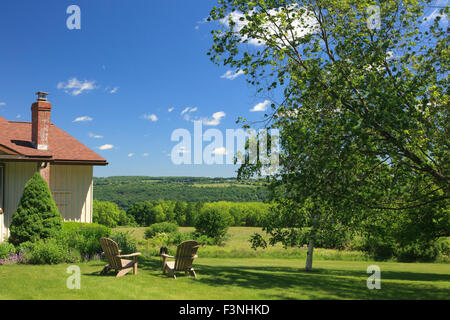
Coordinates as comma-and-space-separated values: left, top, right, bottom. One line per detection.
1, 227, 448, 300
0, 258, 449, 300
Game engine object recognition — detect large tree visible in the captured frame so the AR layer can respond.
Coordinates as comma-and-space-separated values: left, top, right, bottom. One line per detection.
208, 0, 449, 270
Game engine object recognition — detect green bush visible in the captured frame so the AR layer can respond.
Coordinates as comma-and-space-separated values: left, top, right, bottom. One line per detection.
20, 238, 80, 265
0, 243, 16, 259
9, 173, 63, 245
144, 222, 179, 239
195, 206, 232, 241
395, 238, 450, 262
110, 231, 137, 255
60, 222, 111, 258
93, 200, 133, 227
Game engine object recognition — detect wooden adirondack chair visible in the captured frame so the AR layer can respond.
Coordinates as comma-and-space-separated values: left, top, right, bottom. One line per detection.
99, 237, 141, 278
161, 240, 199, 279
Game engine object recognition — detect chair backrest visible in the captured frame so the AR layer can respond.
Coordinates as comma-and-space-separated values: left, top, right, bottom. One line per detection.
174, 240, 200, 271
100, 238, 122, 269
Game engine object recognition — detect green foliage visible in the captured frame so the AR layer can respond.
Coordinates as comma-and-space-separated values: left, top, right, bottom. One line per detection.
110, 231, 137, 255
94, 176, 269, 207
0, 243, 16, 259
61, 222, 111, 258
19, 238, 80, 265
144, 222, 179, 239
126, 199, 270, 228
93, 200, 133, 228
359, 202, 449, 261
208, 0, 450, 270
195, 205, 233, 241
9, 173, 62, 245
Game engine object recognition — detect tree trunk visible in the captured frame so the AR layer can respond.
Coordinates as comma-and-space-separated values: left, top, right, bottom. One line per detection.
305, 239, 314, 272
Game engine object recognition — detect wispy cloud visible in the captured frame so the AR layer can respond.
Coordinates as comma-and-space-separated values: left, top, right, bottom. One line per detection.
212, 147, 228, 155
250, 100, 271, 112
109, 87, 119, 94
175, 146, 191, 154
98, 144, 114, 150
168, 107, 174, 113
143, 153, 149, 157
73, 116, 93, 122
194, 17, 208, 30
57, 78, 96, 96
181, 107, 197, 115
221, 69, 245, 80
88, 133, 103, 139
128, 153, 134, 157
202, 111, 226, 126
0, 102, 6, 106
142, 114, 158, 122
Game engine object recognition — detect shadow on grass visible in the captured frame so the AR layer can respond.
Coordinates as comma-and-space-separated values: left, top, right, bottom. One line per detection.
84, 257, 450, 299
196, 264, 449, 299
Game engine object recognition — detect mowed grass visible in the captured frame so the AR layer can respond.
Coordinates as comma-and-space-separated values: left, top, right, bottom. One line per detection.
1, 258, 449, 300
1, 227, 449, 300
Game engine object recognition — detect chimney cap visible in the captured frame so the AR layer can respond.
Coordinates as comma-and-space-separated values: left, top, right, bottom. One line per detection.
36, 91, 49, 101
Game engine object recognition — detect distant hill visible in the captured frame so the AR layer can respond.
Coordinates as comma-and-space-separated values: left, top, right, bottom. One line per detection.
93, 176, 269, 208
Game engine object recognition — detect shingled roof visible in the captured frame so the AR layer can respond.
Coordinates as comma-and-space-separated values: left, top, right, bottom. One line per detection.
0, 116, 107, 165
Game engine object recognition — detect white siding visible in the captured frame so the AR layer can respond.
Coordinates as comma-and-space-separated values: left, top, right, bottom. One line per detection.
0, 162, 94, 243
50, 165, 93, 223
2, 162, 37, 241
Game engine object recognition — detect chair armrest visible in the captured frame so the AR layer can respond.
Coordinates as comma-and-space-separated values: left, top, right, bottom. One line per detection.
118, 252, 141, 258
161, 254, 175, 259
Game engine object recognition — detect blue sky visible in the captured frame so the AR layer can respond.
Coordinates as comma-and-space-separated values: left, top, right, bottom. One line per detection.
0, 0, 274, 178
0, 1, 446, 178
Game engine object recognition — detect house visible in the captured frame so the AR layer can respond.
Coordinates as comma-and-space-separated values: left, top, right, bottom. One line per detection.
0, 92, 108, 242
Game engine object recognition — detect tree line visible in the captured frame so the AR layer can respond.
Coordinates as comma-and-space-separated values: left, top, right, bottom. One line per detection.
93, 199, 271, 228
93, 176, 269, 208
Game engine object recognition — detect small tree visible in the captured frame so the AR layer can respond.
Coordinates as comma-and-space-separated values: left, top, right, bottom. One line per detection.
9, 173, 62, 245
195, 206, 233, 241
93, 200, 130, 228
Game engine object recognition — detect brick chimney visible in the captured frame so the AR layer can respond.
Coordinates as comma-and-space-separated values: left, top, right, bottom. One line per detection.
31, 92, 51, 150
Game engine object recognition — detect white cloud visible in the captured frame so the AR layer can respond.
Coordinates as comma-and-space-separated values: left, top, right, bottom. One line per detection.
98, 144, 114, 150
181, 107, 197, 115
109, 87, 119, 94
128, 153, 134, 157
143, 153, 149, 157
212, 147, 228, 155
181, 107, 198, 120
202, 111, 226, 126
168, 107, 174, 112
0, 102, 6, 106
250, 100, 271, 112
57, 78, 96, 96
142, 114, 158, 122
73, 116, 93, 122
221, 5, 318, 46
221, 69, 245, 80
89, 133, 103, 139
424, 7, 448, 24
16, 114, 21, 119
